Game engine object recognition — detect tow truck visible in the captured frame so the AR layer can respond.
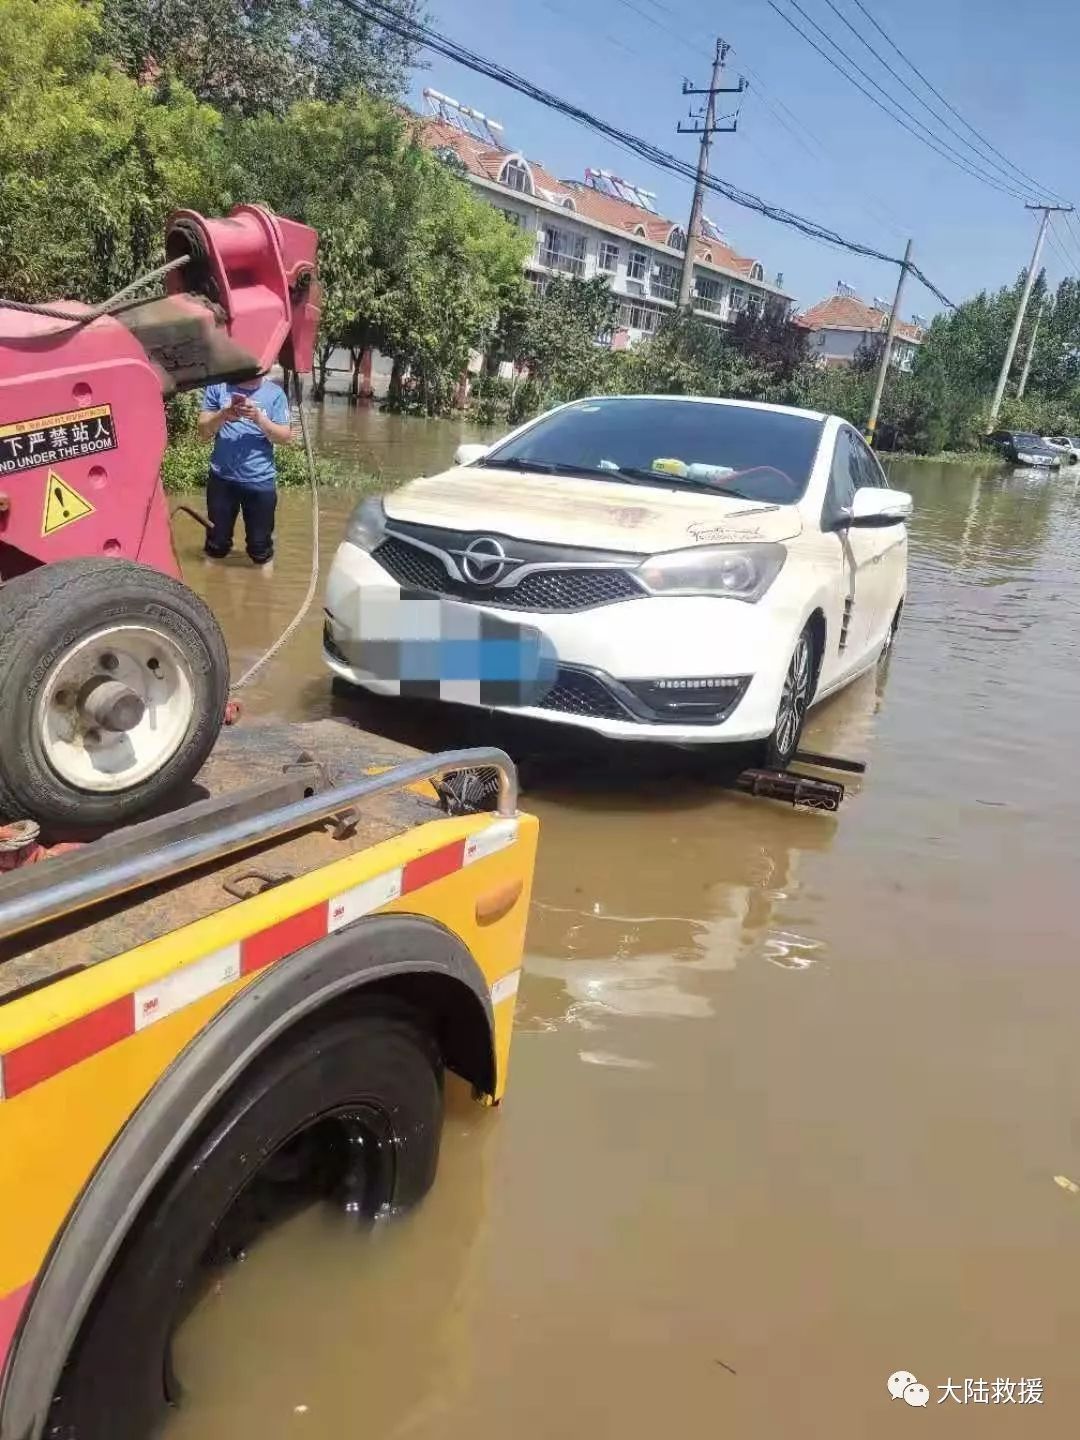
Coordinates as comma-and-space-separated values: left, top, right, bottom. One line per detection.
0, 210, 540, 1438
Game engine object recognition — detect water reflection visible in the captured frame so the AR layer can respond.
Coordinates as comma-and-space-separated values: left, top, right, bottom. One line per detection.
327, 664, 886, 1038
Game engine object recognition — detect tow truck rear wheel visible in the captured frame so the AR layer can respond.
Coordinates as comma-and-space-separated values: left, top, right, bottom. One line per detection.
46, 1006, 443, 1440
0, 557, 228, 835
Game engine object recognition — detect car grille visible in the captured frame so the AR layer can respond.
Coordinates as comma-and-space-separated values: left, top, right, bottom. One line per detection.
373, 536, 644, 612
535, 668, 632, 720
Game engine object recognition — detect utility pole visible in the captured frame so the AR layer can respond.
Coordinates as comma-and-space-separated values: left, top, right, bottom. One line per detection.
676, 39, 744, 310
1016, 294, 1046, 399
865, 238, 912, 448
987, 203, 1072, 429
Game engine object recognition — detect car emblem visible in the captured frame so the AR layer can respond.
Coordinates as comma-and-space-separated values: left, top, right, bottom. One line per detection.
461, 537, 508, 585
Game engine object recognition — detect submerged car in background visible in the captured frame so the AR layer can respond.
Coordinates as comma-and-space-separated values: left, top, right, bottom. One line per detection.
988, 430, 1062, 468
1043, 435, 1080, 463
324, 396, 912, 769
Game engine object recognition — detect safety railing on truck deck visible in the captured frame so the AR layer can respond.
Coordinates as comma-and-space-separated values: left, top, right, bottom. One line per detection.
0, 748, 518, 945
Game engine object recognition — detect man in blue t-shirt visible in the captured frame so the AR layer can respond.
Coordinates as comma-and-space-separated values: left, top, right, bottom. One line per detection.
197, 373, 292, 572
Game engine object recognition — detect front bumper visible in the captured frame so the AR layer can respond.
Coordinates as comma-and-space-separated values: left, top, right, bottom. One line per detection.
324, 541, 794, 744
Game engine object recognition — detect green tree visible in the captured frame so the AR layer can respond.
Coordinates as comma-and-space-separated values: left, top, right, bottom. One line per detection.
227, 97, 530, 413
729, 302, 812, 392
615, 312, 759, 398
99, 0, 425, 115
793, 266, 1080, 451
518, 276, 619, 404
1029, 276, 1080, 398
0, 0, 225, 303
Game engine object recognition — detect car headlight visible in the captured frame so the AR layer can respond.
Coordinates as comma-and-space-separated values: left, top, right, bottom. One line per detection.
637, 543, 787, 602
345, 496, 387, 552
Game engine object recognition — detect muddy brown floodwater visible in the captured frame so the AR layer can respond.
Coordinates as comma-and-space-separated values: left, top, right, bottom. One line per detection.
168, 402, 1080, 1438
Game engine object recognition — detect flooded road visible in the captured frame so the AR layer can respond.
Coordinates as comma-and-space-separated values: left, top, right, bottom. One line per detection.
170, 404, 1080, 1436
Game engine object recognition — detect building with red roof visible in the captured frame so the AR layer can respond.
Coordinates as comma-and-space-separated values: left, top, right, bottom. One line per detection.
415, 91, 793, 347
796, 291, 925, 370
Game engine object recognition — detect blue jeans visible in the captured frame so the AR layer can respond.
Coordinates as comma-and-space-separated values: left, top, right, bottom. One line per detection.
204, 471, 277, 564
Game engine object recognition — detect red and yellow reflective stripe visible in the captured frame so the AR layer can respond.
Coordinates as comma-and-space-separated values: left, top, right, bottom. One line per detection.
0, 824, 519, 1103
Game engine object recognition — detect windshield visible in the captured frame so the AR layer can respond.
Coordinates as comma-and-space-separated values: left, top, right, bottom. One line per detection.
1014, 433, 1045, 445
482, 397, 825, 504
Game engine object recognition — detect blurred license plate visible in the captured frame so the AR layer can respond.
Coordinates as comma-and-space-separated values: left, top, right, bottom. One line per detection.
351, 592, 559, 706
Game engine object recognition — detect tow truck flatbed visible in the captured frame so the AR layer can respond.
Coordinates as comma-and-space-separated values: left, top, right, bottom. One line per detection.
0, 718, 450, 1000
0, 720, 537, 1440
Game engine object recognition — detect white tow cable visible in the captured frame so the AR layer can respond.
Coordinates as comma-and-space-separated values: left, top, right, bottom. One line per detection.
229, 372, 321, 693
0, 255, 190, 328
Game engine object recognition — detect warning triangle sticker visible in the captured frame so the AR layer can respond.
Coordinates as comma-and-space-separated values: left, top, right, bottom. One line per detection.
42, 471, 95, 535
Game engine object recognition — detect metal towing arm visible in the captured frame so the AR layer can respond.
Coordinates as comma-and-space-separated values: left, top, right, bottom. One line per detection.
0, 743, 537, 1440
0, 206, 321, 835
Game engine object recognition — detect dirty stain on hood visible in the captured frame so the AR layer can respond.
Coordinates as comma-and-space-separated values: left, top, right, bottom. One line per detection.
383, 465, 804, 552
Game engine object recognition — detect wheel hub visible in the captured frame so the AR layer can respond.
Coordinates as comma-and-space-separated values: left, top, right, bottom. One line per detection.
79, 678, 147, 733
37, 625, 197, 794
776, 636, 811, 757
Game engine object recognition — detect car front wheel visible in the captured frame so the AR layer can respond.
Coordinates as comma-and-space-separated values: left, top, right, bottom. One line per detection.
879, 601, 903, 662
761, 626, 814, 770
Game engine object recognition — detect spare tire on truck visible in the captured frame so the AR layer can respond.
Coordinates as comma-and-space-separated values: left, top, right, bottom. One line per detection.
0, 557, 228, 835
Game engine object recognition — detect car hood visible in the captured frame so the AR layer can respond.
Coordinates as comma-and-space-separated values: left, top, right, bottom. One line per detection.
383, 466, 804, 551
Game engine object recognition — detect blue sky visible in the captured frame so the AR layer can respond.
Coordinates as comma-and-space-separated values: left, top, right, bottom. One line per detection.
414, 0, 1080, 318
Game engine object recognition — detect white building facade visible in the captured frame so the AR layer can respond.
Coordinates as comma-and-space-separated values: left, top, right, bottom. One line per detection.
419, 97, 793, 348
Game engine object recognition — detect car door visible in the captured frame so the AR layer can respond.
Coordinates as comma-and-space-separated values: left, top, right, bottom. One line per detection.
819, 427, 897, 678
847, 432, 907, 659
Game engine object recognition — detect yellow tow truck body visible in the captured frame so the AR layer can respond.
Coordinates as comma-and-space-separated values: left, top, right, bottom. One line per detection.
0, 720, 536, 1440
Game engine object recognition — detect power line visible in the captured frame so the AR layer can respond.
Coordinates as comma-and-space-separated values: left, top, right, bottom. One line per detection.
735, 56, 909, 239
1047, 217, 1080, 278
676, 38, 745, 308
846, 0, 1070, 206
766, 0, 1033, 202
337, 0, 955, 305
1061, 211, 1080, 272
816, 0, 1041, 198
607, 0, 913, 239
626, 0, 1059, 221
735, 117, 893, 257
607, 0, 701, 61
622, 0, 915, 237
539, 0, 645, 68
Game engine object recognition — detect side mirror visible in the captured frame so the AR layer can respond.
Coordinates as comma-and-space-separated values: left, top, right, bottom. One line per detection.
847, 486, 912, 528
454, 442, 489, 467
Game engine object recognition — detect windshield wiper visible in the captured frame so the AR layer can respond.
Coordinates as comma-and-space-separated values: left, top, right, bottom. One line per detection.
482, 457, 617, 480
481, 456, 560, 474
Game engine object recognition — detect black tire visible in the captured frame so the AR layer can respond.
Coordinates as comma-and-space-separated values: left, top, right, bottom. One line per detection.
761, 624, 815, 771
0, 558, 228, 835
46, 1008, 443, 1440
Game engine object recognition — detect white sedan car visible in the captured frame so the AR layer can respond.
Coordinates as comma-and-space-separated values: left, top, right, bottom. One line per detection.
324, 395, 911, 767
1043, 435, 1080, 463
